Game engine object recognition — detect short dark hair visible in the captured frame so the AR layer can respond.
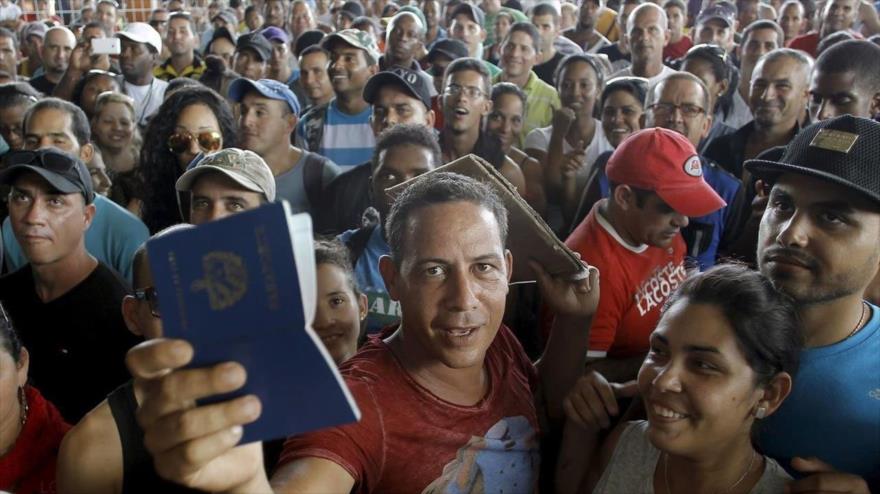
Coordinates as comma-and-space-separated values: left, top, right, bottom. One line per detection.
609, 181, 653, 207
372, 124, 441, 175
600, 76, 648, 110
444, 57, 492, 95
742, 19, 784, 47
0, 27, 18, 49
503, 21, 541, 52
24, 97, 91, 146
815, 40, 880, 97
0, 82, 41, 111
169, 10, 197, 33
817, 30, 855, 55
298, 43, 328, 59
662, 0, 687, 15
385, 172, 509, 264
491, 81, 526, 107
532, 3, 560, 21
0, 303, 22, 363
664, 263, 802, 385
245, 4, 258, 15
554, 53, 606, 90
82, 20, 110, 35
315, 237, 360, 294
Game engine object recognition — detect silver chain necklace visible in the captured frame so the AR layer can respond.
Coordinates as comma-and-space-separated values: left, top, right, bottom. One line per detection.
664, 450, 757, 494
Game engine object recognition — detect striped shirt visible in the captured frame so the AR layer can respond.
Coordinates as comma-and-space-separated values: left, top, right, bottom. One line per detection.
294, 100, 376, 169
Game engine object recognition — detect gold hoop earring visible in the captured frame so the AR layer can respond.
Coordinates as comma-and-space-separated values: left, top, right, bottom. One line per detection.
18, 386, 29, 426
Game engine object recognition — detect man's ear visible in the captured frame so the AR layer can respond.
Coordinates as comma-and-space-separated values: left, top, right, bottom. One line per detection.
504, 249, 513, 283
83, 202, 96, 230
286, 111, 299, 133
870, 91, 880, 119
612, 183, 635, 210
699, 111, 713, 139
122, 295, 144, 336
80, 142, 94, 164
378, 255, 402, 301
425, 108, 436, 128
481, 96, 493, 117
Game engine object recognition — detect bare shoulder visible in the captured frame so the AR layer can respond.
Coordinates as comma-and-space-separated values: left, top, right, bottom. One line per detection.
57, 400, 123, 494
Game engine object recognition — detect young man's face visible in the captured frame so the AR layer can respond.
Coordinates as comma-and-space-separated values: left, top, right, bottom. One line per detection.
370, 85, 433, 135
189, 172, 265, 225
758, 173, 880, 305
370, 142, 436, 217
664, 5, 685, 35
779, 2, 805, 41
578, 0, 602, 30
442, 69, 491, 134
740, 27, 780, 73
809, 69, 880, 121
167, 17, 196, 56
386, 15, 423, 64
299, 51, 333, 104
327, 44, 376, 97
233, 47, 268, 80
822, 0, 858, 33
0, 103, 28, 151
379, 201, 512, 373
120, 39, 157, 81
0, 36, 19, 75
694, 19, 734, 52
500, 30, 538, 80
8, 172, 94, 267
238, 92, 294, 156
531, 14, 558, 51
450, 15, 484, 55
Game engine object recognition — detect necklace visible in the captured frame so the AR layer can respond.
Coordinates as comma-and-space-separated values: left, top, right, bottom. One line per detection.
664, 450, 757, 494
846, 301, 869, 339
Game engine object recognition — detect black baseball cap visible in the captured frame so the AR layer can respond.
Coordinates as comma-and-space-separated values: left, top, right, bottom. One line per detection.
0, 149, 95, 204
364, 67, 433, 109
426, 38, 469, 63
337, 0, 365, 20
745, 115, 880, 206
450, 3, 485, 26
236, 31, 272, 61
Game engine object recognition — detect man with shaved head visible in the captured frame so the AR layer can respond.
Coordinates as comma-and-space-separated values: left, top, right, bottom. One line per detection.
29, 26, 75, 94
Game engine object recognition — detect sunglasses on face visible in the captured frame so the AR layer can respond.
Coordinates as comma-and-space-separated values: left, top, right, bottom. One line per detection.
167, 130, 222, 154
134, 286, 161, 317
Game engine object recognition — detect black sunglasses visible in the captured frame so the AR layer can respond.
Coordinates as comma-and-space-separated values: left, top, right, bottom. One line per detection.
6, 149, 80, 174
134, 287, 161, 317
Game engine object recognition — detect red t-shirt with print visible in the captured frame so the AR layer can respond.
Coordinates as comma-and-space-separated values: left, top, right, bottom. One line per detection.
278, 325, 541, 493
565, 201, 687, 358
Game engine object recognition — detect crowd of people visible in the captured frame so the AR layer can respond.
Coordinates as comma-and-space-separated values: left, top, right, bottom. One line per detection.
0, 0, 877, 491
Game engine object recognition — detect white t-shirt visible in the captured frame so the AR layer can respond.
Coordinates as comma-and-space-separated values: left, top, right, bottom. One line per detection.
610, 64, 677, 89
524, 118, 613, 191
0, 2, 21, 21
123, 78, 169, 127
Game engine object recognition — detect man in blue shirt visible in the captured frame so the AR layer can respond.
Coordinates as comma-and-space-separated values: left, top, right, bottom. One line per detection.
2, 98, 148, 282
748, 115, 880, 492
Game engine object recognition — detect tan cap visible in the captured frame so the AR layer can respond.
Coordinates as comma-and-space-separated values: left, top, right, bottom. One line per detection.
176, 148, 276, 202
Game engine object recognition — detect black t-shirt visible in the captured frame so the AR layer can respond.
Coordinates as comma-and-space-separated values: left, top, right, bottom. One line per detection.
534, 51, 566, 86
0, 262, 141, 422
28, 74, 56, 95
312, 161, 372, 235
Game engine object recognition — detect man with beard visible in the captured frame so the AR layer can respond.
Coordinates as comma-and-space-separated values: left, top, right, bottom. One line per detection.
747, 115, 879, 492
29, 27, 75, 95
610, 3, 676, 86
295, 29, 379, 169
564, 0, 612, 53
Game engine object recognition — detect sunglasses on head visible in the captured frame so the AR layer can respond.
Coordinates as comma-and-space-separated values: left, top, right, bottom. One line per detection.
134, 286, 161, 318
167, 130, 223, 154
6, 149, 79, 174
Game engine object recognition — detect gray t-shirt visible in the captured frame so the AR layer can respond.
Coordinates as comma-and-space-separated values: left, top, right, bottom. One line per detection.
274, 150, 341, 214
594, 421, 792, 494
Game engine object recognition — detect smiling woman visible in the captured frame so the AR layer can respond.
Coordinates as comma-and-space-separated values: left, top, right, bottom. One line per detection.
557, 263, 803, 494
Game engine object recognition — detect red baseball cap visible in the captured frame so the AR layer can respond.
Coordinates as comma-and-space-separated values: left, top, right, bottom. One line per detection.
606, 128, 726, 217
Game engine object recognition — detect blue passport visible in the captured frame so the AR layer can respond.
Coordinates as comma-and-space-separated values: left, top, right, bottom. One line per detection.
147, 201, 361, 444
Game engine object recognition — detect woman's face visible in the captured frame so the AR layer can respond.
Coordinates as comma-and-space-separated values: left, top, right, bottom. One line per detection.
637, 300, 765, 458
93, 101, 135, 152
174, 103, 222, 170
601, 89, 643, 148
485, 92, 524, 152
313, 263, 366, 365
559, 61, 599, 118
88, 153, 113, 196
0, 343, 27, 436
495, 16, 511, 42
80, 75, 121, 118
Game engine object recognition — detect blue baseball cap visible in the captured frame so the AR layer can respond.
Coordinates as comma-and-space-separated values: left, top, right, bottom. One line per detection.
260, 26, 289, 44
228, 78, 301, 115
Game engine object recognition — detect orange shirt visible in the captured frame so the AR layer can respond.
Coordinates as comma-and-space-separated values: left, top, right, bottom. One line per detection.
566, 201, 687, 358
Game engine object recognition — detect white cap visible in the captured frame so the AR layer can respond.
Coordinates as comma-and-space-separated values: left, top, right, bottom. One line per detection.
115, 22, 162, 53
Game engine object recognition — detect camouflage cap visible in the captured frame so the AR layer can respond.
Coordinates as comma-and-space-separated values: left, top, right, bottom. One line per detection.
176, 148, 276, 202
321, 28, 381, 65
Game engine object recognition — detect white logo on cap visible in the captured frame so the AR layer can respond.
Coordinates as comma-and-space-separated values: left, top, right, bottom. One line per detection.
683, 155, 702, 177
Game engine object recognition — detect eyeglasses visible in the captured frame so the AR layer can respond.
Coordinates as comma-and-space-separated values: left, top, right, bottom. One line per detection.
134, 287, 161, 317
167, 130, 222, 154
444, 83, 485, 99
649, 102, 705, 118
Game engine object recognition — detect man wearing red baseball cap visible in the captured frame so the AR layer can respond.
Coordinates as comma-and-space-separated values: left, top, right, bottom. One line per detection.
565, 127, 725, 381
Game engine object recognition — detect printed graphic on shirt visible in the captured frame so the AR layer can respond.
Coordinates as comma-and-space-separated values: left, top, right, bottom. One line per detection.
365, 290, 402, 333
422, 416, 539, 494
635, 261, 687, 316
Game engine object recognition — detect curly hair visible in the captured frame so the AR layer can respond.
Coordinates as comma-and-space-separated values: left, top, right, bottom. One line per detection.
138, 86, 237, 233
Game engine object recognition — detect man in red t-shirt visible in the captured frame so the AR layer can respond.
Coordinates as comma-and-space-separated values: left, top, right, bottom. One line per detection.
566, 128, 725, 382
789, 0, 862, 57
123, 173, 601, 493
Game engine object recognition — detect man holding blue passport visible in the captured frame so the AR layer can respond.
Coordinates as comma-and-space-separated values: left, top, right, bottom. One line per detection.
126, 172, 601, 492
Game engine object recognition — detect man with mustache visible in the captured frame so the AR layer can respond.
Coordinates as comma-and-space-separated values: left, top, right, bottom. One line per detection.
748, 114, 879, 493
565, 127, 725, 382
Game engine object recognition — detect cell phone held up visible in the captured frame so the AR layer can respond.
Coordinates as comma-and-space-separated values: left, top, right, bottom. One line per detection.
91, 37, 120, 56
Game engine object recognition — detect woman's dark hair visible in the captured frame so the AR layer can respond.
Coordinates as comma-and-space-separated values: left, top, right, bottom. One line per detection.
71, 70, 121, 115
663, 263, 803, 385
315, 237, 360, 294
554, 53, 606, 90
139, 86, 237, 233
600, 76, 648, 110
681, 44, 736, 118
490, 81, 525, 107
0, 303, 23, 363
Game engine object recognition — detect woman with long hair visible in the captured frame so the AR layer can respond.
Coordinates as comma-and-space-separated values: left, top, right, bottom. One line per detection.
71, 69, 122, 120
138, 86, 237, 233
557, 263, 801, 494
